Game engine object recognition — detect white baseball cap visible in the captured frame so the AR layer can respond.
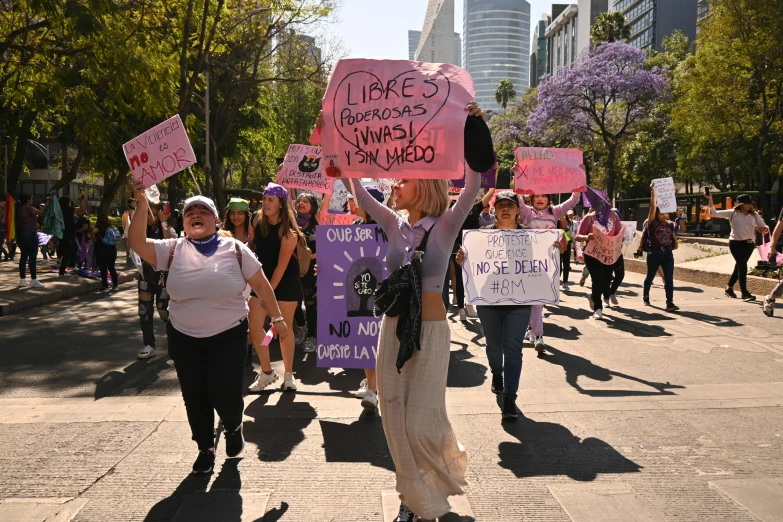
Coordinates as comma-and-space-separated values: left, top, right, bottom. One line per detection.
182, 195, 218, 217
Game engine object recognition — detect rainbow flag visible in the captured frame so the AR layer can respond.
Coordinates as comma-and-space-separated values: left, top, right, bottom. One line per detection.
4, 193, 15, 241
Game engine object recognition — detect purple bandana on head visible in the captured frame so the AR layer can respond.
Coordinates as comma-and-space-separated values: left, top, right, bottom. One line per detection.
585, 187, 611, 228
264, 183, 290, 203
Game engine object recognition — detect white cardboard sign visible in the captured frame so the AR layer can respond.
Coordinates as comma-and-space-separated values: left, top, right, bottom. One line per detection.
653, 177, 677, 213
462, 229, 561, 306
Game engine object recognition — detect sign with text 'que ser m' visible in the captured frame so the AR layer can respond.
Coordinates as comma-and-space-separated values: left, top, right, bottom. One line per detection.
321, 59, 475, 180
316, 224, 389, 369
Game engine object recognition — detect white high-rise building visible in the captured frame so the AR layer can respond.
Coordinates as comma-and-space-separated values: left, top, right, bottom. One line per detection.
409, 29, 461, 67
415, 0, 457, 65
463, 0, 531, 114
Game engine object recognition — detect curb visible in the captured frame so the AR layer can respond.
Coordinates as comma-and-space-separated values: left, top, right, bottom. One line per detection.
623, 257, 778, 295
0, 270, 137, 317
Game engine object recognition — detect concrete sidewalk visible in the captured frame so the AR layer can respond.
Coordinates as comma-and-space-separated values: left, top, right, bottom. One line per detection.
0, 250, 136, 316
1, 271, 781, 521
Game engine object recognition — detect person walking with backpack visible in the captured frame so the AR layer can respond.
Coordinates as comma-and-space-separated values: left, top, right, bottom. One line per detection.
16, 194, 50, 288
247, 183, 303, 393
128, 185, 288, 475
708, 193, 768, 301
91, 213, 121, 292
639, 182, 679, 311
317, 102, 491, 522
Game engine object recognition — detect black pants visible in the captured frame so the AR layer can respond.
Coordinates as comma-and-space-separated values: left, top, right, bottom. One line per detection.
605, 255, 625, 298
168, 318, 248, 451
584, 254, 612, 310
561, 248, 571, 282
96, 247, 118, 289
59, 237, 77, 275
441, 255, 464, 308
17, 233, 38, 279
138, 264, 169, 347
728, 240, 755, 294
302, 260, 317, 337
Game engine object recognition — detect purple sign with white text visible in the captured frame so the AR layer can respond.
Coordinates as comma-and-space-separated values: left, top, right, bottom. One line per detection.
316, 224, 390, 368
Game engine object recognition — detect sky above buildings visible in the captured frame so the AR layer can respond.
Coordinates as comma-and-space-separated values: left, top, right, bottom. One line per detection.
333, 0, 554, 60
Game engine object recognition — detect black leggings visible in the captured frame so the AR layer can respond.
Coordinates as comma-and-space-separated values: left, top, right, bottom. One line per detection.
168, 318, 248, 451
584, 254, 612, 310
561, 248, 571, 282
606, 255, 625, 298
96, 247, 118, 289
728, 240, 756, 294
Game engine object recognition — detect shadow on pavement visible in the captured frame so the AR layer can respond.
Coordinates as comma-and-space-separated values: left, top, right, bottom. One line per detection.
541, 322, 582, 341
142, 472, 212, 522
540, 346, 685, 397
319, 416, 394, 471
603, 315, 672, 337
243, 393, 315, 462
498, 414, 642, 481
94, 356, 172, 399
447, 348, 487, 388
675, 310, 741, 327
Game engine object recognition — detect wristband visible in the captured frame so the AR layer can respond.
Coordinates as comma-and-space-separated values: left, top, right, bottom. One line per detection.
271, 316, 285, 323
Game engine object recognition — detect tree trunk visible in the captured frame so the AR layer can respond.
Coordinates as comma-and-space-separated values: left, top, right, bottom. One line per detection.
7, 111, 36, 194
605, 141, 616, 201
210, 152, 225, 212
241, 162, 249, 189
757, 133, 768, 217
52, 143, 85, 191
99, 166, 129, 214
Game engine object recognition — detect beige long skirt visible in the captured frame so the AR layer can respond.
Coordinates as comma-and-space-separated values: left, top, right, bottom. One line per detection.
376, 316, 468, 519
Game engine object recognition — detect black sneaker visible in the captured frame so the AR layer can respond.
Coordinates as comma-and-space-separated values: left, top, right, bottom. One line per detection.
725, 288, 737, 298
225, 424, 244, 458
502, 396, 519, 419
191, 450, 215, 475
491, 374, 503, 394
665, 302, 680, 312
394, 503, 419, 522
643, 295, 650, 306
741, 293, 756, 301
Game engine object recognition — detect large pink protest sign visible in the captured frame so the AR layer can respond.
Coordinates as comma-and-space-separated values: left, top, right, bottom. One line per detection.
321, 59, 475, 179
513, 147, 586, 195
584, 224, 627, 265
277, 144, 334, 194
123, 115, 197, 189
319, 212, 358, 226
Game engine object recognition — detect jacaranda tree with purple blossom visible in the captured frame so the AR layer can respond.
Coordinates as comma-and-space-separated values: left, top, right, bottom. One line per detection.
528, 42, 668, 198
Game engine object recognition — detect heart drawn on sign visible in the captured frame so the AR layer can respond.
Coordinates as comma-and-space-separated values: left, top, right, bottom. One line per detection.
332, 69, 452, 172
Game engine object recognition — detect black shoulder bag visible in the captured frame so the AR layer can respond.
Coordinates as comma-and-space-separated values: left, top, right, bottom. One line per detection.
372, 226, 434, 372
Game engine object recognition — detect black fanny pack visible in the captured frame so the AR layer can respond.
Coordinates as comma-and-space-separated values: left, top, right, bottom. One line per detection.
372, 226, 433, 372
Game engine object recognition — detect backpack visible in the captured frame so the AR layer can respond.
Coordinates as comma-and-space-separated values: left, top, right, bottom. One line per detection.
296, 232, 312, 277
102, 226, 122, 245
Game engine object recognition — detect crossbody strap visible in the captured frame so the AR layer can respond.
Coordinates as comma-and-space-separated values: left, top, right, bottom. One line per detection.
414, 225, 435, 254
167, 238, 243, 271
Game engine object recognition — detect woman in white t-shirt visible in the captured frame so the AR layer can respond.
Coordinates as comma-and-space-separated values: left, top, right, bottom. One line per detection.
128, 183, 289, 476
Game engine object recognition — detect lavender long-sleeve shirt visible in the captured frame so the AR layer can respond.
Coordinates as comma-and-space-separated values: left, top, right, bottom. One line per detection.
518, 192, 581, 229
342, 169, 481, 293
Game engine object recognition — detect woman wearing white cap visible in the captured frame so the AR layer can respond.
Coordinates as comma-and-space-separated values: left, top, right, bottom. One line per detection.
128, 183, 288, 475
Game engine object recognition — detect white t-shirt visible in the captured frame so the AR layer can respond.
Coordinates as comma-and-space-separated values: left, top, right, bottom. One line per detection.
153, 236, 263, 338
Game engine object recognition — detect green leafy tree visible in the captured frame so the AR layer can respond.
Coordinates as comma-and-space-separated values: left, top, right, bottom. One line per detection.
590, 12, 631, 45
494, 79, 517, 111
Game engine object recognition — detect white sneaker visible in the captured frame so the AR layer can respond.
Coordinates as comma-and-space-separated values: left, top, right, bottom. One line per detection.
534, 336, 545, 353
361, 389, 378, 412
525, 329, 535, 344
594, 309, 603, 319
282, 371, 297, 391
248, 370, 279, 393
603, 297, 611, 308
18, 278, 29, 287
466, 304, 477, 318
458, 308, 467, 321
29, 279, 44, 288
138, 345, 156, 359
610, 294, 619, 306
353, 378, 369, 398
563, 283, 570, 291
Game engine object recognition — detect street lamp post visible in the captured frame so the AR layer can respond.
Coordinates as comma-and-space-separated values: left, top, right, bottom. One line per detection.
205, 51, 210, 198
27, 140, 50, 198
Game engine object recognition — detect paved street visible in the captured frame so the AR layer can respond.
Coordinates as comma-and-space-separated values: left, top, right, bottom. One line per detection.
2, 271, 782, 521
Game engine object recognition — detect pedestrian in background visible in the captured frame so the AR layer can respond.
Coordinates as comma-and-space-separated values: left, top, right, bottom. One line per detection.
91, 213, 120, 293
58, 195, 86, 276
708, 193, 768, 301
16, 194, 48, 288
576, 206, 622, 319
640, 182, 679, 311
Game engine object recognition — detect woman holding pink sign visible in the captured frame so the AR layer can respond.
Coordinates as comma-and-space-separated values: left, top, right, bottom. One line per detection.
575, 208, 622, 319
317, 101, 492, 522
517, 191, 581, 352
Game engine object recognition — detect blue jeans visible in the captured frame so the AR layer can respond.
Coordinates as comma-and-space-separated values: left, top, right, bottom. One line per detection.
644, 249, 674, 303
476, 305, 531, 399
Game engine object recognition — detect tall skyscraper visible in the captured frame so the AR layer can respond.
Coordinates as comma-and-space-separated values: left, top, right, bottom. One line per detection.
453, 33, 462, 67
408, 30, 422, 60
611, 0, 697, 51
463, 0, 531, 113
545, 4, 578, 78
415, 0, 457, 64
530, 14, 551, 87
576, 0, 609, 53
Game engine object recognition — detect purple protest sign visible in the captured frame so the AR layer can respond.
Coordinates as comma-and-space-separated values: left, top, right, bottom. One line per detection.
449, 154, 496, 190
584, 187, 611, 227
582, 187, 608, 208
316, 224, 390, 368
